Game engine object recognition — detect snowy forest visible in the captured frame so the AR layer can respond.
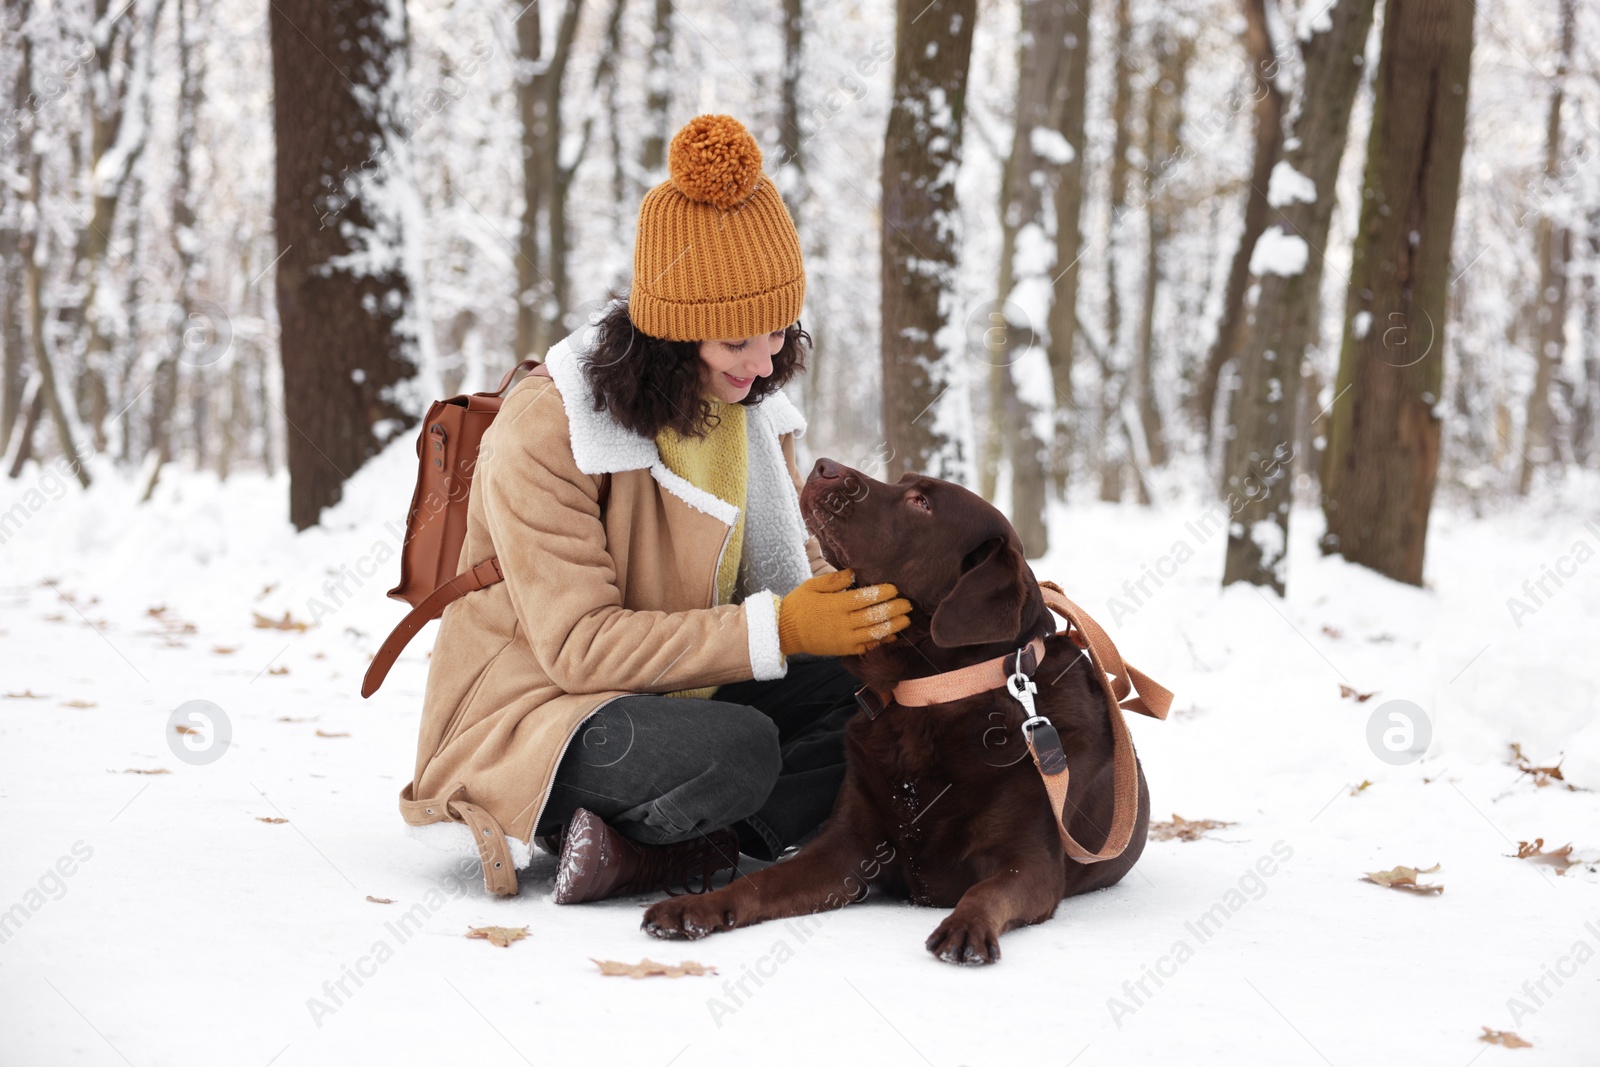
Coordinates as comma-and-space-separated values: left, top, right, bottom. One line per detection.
3, 0, 1599, 1063
4, 0, 1596, 587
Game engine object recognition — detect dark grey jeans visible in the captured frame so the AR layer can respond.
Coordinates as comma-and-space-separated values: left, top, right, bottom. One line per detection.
532, 655, 860, 861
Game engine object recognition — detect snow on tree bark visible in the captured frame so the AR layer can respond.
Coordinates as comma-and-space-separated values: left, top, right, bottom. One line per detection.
880, 0, 977, 482
1320, 0, 1475, 586
1224, 0, 1376, 594
271, 0, 432, 530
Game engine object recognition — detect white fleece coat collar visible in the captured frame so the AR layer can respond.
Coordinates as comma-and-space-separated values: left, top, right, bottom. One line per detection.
543, 328, 814, 601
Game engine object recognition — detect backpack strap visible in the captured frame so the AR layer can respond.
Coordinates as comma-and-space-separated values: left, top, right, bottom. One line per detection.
362, 361, 612, 698
362, 558, 504, 698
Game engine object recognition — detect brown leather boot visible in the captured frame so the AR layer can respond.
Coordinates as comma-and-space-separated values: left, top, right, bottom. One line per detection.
552, 807, 739, 905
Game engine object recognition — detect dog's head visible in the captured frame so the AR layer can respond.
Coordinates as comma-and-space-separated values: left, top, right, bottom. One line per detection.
798, 458, 1051, 657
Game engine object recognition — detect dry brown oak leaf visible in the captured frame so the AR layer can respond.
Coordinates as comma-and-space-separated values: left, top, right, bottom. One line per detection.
592, 958, 717, 978
1478, 1027, 1532, 1048
1149, 814, 1236, 842
1362, 863, 1443, 894
466, 926, 529, 948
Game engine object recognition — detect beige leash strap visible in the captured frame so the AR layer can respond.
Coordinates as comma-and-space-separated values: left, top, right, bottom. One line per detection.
1026, 580, 1172, 863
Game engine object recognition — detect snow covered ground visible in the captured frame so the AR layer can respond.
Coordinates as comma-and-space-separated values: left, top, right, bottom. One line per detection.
2, 442, 1597, 1065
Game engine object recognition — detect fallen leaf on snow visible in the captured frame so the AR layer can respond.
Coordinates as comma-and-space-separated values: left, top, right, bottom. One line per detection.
257, 816, 288, 824
1149, 814, 1236, 842
366, 896, 395, 904
593, 958, 716, 978
467, 926, 529, 948
268, 665, 290, 676
253, 610, 310, 632
1478, 1027, 1531, 1048
1338, 685, 1377, 702
174, 724, 200, 735
257, 584, 277, 600
315, 729, 350, 738
123, 768, 171, 775
1349, 780, 1373, 796
212, 645, 239, 655
1508, 743, 1566, 788
1321, 625, 1343, 639
1362, 863, 1443, 894
4, 690, 47, 699
1510, 839, 1578, 873
59, 699, 97, 708
278, 715, 317, 723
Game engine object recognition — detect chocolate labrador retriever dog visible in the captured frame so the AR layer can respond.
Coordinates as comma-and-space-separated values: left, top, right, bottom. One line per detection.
643, 459, 1162, 964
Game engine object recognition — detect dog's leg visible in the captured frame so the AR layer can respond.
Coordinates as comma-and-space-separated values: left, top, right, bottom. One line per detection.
925, 858, 1064, 965
643, 788, 886, 941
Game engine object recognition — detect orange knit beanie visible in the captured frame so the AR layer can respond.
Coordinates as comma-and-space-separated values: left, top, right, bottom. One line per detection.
629, 114, 806, 342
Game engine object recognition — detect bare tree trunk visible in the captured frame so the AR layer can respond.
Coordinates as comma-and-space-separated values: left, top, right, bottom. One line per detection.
515, 6, 544, 361
1575, 213, 1600, 463
11, 10, 90, 485
986, 0, 1086, 553
541, 0, 585, 344
514, 0, 584, 359
1098, 0, 1134, 502
1222, 0, 1378, 592
778, 0, 805, 224
80, 0, 166, 453
601, 0, 629, 240
1519, 0, 1575, 495
1133, 28, 1191, 472
881, 0, 978, 482
0, 0, 26, 453
217, 352, 243, 481
270, 0, 422, 529
641, 0, 674, 175
1195, 0, 1284, 446
145, 0, 202, 497
1043, 0, 1090, 497
1321, 0, 1474, 585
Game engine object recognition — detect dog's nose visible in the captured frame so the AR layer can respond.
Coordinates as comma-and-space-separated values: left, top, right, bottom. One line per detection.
812, 457, 844, 481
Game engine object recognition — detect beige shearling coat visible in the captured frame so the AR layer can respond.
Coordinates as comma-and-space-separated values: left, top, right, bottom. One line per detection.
401, 328, 833, 894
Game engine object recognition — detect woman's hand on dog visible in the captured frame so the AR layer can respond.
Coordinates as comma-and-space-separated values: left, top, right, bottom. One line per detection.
777, 568, 912, 658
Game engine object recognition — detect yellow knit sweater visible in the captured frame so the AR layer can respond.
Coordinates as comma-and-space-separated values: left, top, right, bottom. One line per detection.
656, 399, 749, 698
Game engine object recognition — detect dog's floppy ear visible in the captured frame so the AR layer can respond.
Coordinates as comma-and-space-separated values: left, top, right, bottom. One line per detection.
929, 537, 1032, 648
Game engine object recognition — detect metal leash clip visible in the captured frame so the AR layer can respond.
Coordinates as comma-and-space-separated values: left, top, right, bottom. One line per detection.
1009, 651, 1067, 775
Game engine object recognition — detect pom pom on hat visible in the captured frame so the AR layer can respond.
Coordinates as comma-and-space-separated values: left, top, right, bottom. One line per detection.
668, 114, 764, 211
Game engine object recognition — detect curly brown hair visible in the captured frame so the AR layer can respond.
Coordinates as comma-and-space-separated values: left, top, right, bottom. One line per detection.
579, 297, 811, 440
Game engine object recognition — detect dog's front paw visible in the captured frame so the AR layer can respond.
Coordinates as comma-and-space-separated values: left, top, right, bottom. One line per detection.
925, 912, 1002, 965
642, 892, 741, 940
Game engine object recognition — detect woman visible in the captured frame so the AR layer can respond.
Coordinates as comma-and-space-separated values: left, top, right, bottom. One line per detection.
401, 115, 912, 903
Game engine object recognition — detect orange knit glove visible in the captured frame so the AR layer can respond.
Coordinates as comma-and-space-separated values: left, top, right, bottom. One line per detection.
777, 569, 912, 657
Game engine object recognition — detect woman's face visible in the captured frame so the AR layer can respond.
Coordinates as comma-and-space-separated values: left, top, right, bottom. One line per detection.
698, 327, 787, 403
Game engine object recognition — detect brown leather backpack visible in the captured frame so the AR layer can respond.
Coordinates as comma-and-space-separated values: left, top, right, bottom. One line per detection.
361, 359, 576, 698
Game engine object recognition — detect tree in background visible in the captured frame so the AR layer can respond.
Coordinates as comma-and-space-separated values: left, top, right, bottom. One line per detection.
513, 0, 584, 361
1195, 0, 1283, 450
880, 0, 977, 481
983, 0, 1092, 556
270, 0, 429, 530
1520, 0, 1575, 496
1222, 0, 1378, 593
1321, 0, 1475, 586
1097, 0, 1135, 501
